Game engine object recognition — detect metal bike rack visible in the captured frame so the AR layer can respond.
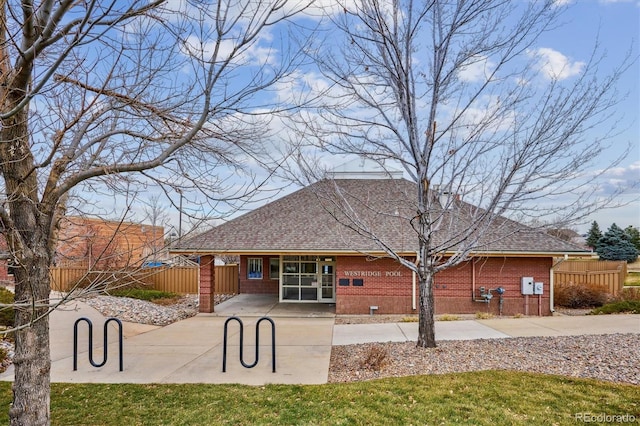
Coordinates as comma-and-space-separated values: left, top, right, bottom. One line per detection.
222, 316, 276, 373
73, 317, 124, 372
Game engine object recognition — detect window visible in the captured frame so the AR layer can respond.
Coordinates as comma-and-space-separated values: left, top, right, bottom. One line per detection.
269, 258, 279, 280
247, 258, 263, 279
7, 261, 15, 276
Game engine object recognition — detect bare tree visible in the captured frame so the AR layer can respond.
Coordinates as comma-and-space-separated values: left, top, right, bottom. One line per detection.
0, 0, 312, 422
140, 194, 170, 258
296, 0, 633, 348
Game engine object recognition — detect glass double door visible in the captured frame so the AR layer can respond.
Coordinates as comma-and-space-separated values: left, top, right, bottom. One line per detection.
281, 256, 335, 302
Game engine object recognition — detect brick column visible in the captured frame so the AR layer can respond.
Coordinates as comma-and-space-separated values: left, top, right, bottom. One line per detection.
199, 255, 216, 313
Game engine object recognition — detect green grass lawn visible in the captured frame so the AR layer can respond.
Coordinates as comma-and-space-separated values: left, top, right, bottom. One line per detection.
0, 372, 637, 425
625, 272, 640, 286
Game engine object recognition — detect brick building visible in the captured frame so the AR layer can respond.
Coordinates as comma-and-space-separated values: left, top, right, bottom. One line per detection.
55, 216, 165, 268
175, 174, 591, 316
0, 217, 164, 285
0, 236, 10, 284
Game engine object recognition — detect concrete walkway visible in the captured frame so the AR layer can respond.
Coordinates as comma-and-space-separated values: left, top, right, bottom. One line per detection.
1, 296, 335, 385
0, 294, 638, 385
332, 314, 640, 345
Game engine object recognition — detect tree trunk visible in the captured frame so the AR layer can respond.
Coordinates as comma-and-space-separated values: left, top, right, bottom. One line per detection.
9, 258, 51, 426
1, 101, 52, 424
416, 173, 437, 348
417, 268, 437, 348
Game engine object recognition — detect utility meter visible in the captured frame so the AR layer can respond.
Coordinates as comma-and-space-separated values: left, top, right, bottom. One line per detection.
534, 282, 544, 295
521, 277, 534, 295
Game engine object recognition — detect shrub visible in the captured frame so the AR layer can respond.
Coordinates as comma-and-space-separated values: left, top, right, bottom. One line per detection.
0, 346, 7, 373
554, 283, 609, 308
438, 314, 460, 321
0, 288, 14, 327
590, 300, 640, 315
359, 344, 388, 372
618, 287, 640, 301
108, 288, 179, 303
475, 312, 494, 319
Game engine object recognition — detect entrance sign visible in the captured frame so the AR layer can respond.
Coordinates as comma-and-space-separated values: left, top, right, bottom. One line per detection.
343, 270, 403, 277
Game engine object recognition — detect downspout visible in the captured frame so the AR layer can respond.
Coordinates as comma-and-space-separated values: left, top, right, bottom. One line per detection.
412, 270, 417, 310
412, 250, 418, 311
471, 258, 489, 303
471, 258, 475, 300
550, 254, 568, 314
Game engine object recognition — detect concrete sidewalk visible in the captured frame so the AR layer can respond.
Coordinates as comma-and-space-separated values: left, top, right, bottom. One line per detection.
0, 294, 638, 385
332, 314, 640, 345
52, 314, 335, 385
0, 299, 334, 385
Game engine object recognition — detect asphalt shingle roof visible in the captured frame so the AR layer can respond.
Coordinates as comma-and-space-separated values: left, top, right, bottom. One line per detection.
177, 179, 590, 255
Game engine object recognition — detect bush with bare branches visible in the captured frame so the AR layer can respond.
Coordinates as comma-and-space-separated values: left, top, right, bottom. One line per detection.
359, 344, 389, 372
555, 283, 610, 308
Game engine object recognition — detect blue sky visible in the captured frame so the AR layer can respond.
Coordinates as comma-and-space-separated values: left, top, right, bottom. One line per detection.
547, 0, 639, 233
132, 0, 639, 236
285, 0, 640, 234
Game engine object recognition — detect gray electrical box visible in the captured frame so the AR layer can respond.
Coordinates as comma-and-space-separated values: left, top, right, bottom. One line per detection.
521, 277, 534, 295
534, 282, 544, 295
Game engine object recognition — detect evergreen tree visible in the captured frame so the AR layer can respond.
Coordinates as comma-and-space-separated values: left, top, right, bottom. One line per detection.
596, 223, 639, 262
586, 221, 603, 249
624, 225, 640, 252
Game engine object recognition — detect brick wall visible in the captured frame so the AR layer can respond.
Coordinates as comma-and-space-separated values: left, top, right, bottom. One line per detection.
199, 255, 216, 313
232, 254, 553, 316
239, 255, 278, 295
0, 260, 11, 284
0, 237, 13, 285
335, 256, 552, 316
434, 257, 552, 316
336, 256, 413, 314
55, 216, 164, 268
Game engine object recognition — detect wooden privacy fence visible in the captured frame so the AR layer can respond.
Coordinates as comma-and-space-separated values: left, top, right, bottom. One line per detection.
50, 267, 87, 292
215, 264, 239, 294
50, 264, 239, 295
147, 266, 199, 294
554, 260, 627, 296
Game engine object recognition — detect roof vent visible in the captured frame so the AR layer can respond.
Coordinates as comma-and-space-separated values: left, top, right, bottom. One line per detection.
327, 158, 404, 180
433, 184, 459, 209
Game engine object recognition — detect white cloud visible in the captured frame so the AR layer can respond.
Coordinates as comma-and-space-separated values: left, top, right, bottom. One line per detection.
594, 161, 640, 195
181, 32, 277, 67
304, 0, 361, 18
438, 94, 517, 141
458, 56, 495, 83
273, 69, 332, 104
527, 47, 585, 80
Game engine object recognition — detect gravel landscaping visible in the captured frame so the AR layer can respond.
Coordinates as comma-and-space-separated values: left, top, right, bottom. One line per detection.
328, 334, 640, 385
84, 294, 204, 326
82, 293, 235, 325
